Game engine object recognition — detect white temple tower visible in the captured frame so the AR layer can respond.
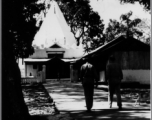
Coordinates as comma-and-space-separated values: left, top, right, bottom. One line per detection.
33, 0, 76, 49
23, 1, 84, 79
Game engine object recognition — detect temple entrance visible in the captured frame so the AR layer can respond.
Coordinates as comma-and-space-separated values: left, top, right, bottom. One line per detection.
46, 57, 70, 79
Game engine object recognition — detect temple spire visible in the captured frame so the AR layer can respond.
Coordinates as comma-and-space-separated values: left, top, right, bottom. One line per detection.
32, 0, 76, 49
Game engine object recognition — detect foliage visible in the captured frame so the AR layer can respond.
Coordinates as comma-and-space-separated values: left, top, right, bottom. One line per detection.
105, 11, 143, 42
3, 0, 37, 59
136, 18, 151, 44
105, 19, 123, 42
120, 0, 150, 11
120, 11, 142, 37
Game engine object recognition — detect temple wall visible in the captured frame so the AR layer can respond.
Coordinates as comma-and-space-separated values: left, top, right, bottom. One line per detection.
26, 64, 38, 77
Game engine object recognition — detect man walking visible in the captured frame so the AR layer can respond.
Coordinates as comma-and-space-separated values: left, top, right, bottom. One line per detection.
106, 55, 123, 110
80, 57, 98, 112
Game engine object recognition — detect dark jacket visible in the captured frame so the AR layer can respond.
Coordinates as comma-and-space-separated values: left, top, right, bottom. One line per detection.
80, 62, 98, 84
106, 62, 123, 83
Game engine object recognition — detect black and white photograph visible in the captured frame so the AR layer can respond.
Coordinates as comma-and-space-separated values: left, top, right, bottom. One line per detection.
2, 0, 151, 120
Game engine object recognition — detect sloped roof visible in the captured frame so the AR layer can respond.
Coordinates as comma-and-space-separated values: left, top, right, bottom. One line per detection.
80, 36, 150, 59
50, 43, 62, 48
45, 42, 66, 52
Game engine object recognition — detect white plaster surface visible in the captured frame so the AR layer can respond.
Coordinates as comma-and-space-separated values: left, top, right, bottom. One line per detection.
122, 70, 150, 84
27, 65, 38, 77
99, 70, 150, 84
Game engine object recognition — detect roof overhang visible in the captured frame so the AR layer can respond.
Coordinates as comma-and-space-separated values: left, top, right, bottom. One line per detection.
24, 58, 50, 62
61, 59, 77, 63
24, 58, 78, 63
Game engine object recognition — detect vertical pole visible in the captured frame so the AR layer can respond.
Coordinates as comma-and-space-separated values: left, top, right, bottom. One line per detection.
42, 65, 46, 83
25, 62, 27, 77
70, 63, 73, 82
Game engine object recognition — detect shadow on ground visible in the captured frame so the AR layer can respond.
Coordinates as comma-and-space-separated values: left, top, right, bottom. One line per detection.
44, 81, 150, 103
44, 81, 108, 102
62, 109, 150, 120
42, 81, 151, 120
30, 113, 74, 120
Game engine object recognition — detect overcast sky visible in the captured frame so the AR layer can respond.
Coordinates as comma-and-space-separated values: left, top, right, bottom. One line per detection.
89, 0, 151, 28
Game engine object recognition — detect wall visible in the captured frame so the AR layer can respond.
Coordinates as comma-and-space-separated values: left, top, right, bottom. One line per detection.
18, 58, 25, 77
29, 45, 84, 59
99, 70, 150, 84
114, 51, 150, 70
29, 49, 47, 58
64, 45, 84, 58
122, 70, 150, 84
26, 64, 38, 77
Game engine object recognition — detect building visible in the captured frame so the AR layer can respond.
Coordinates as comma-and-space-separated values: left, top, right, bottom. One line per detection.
76, 36, 150, 84
23, 1, 84, 80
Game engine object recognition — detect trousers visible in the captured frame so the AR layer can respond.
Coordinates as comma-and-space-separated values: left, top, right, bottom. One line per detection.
83, 83, 94, 110
108, 82, 122, 107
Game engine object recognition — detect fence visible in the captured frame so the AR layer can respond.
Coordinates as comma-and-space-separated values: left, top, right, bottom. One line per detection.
21, 77, 39, 84
21, 71, 45, 84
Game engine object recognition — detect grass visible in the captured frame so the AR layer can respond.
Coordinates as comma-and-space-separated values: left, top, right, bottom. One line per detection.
22, 82, 75, 120
22, 83, 58, 115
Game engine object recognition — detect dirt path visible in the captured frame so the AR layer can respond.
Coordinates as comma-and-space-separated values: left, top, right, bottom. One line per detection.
43, 81, 151, 120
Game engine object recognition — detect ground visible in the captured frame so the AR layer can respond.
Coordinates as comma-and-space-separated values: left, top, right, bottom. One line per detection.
22, 83, 74, 120
22, 81, 151, 120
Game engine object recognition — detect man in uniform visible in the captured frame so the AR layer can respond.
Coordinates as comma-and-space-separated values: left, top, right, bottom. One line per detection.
80, 57, 98, 112
106, 55, 123, 110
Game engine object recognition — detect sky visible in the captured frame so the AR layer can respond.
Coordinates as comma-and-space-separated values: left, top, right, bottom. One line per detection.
89, 0, 151, 28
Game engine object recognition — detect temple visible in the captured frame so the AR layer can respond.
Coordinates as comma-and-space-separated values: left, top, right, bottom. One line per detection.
23, 0, 84, 81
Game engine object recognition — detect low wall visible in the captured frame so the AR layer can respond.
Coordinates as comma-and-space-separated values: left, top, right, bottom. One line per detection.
122, 70, 150, 84
99, 70, 150, 84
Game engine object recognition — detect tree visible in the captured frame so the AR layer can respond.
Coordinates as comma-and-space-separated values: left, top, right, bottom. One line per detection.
105, 11, 143, 42
105, 19, 122, 42
120, 0, 150, 11
2, 0, 43, 119
120, 11, 142, 38
64, 0, 105, 52
136, 18, 151, 44
35, 0, 105, 53
3, 2, 35, 60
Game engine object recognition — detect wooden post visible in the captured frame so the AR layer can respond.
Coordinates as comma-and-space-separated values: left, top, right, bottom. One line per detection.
70, 64, 73, 82
42, 65, 46, 83
73, 69, 79, 82
25, 63, 27, 77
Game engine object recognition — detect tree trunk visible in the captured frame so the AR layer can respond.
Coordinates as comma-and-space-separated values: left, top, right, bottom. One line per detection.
2, 57, 30, 120
2, 45, 30, 120
2, 0, 33, 119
